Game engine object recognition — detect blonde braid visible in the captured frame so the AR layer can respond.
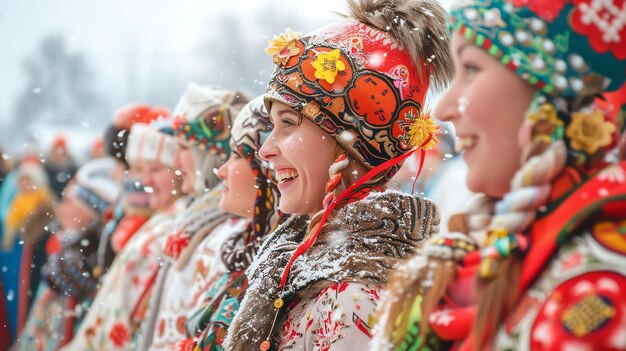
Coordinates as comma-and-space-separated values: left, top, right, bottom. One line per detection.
373, 137, 568, 350
308, 145, 349, 234
472, 139, 567, 348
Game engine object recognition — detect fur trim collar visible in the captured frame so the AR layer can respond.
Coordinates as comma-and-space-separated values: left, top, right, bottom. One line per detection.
224, 191, 440, 351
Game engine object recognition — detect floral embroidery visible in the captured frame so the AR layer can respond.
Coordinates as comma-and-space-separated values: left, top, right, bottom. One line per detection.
597, 165, 626, 184
174, 337, 196, 351
363, 287, 380, 305
164, 230, 191, 259
571, 0, 626, 60
527, 102, 564, 143
280, 315, 304, 347
278, 282, 380, 350
265, 29, 303, 66
108, 322, 130, 347
312, 49, 346, 84
430, 309, 456, 327
560, 251, 585, 271
565, 109, 616, 154
313, 296, 347, 349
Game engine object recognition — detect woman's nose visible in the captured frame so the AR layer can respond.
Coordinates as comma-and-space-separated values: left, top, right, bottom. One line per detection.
216, 161, 228, 180
258, 131, 279, 161
434, 83, 461, 124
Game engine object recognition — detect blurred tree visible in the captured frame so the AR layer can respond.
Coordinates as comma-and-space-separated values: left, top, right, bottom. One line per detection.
197, 4, 324, 95
11, 35, 104, 143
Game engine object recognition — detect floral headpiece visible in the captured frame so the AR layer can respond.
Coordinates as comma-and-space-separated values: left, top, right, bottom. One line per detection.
172, 83, 249, 161
450, 0, 626, 165
264, 21, 443, 183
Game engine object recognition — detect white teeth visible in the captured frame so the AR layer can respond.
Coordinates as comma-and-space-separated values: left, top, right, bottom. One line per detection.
455, 137, 477, 152
276, 170, 299, 183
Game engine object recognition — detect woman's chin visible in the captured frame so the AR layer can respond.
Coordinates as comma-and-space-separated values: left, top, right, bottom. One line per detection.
466, 173, 509, 198
278, 203, 296, 215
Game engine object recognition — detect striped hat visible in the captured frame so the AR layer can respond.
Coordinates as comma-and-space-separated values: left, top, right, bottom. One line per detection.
125, 122, 179, 168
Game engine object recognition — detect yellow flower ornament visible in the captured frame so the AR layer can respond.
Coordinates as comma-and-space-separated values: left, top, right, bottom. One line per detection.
408, 109, 439, 151
528, 103, 563, 127
265, 29, 302, 66
566, 110, 616, 155
312, 49, 346, 84
527, 102, 564, 143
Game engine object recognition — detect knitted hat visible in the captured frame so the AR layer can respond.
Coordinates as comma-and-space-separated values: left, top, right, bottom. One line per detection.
106, 103, 169, 166
71, 157, 121, 216
171, 83, 251, 191
113, 103, 169, 129
125, 121, 179, 168
264, 0, 452, 183
172, 83, 250, 155
449, 0, 626, 164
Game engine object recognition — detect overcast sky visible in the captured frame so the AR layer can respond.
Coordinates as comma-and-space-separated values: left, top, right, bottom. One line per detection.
0, 0, 341, 121
0, 0, 452, 158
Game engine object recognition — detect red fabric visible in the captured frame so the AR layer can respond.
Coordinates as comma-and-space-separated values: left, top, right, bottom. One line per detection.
429, 305, 476, 341
529, 271, 626, 350
113, 104, 168, 129
0, 282, 11, 351
52, 134, 67, 150
59, 296, 78, 349
163, 230, 191, 259
521, 161, 626, 293
130, 266, 160, 326
604, 82, 626, 110
110, 214, 150, 253
440, 162, 626, 351
572, 0, 626, 60
512, 0, 569, 21
16, 243, 33, 336
45, 234, 62, 255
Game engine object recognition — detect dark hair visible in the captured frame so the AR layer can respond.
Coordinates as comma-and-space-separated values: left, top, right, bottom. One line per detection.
104, 124, 129, 168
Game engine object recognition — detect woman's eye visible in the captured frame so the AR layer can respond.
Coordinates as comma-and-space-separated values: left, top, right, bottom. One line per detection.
463, 63, 480, 75
281, 119, 295, 128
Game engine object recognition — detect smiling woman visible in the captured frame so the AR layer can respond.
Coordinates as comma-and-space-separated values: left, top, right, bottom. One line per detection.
435, 36, 537, 198
373, 0, 626, 350
223, 0, 452, 350
259, 104, 337, 217
61, 121, 186, 351
183, 96, 283, 351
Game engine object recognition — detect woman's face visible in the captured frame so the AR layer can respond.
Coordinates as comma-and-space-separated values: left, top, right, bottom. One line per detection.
18, 176, 36, 193
435, 32, 536, 197
174, 144, 197, 194
216, 152, 257, 218
134, 160, 181, 210
259, 103, 336, 217
56, 186, 96, 230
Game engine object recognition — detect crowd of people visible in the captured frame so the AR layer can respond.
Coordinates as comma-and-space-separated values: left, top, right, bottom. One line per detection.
1, 0, 625, 350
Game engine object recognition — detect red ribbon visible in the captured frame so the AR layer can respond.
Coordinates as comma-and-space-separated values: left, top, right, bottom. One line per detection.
279, 137, 432, 288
